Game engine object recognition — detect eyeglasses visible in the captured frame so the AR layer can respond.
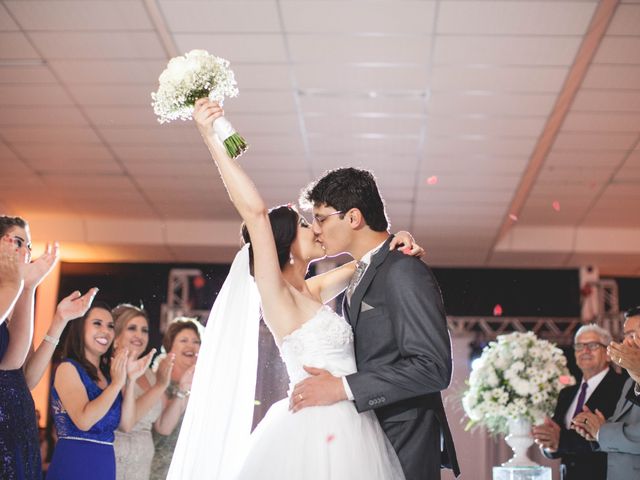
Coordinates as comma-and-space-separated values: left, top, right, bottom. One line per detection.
313, 211, 343, 224
574, 342, 606, 352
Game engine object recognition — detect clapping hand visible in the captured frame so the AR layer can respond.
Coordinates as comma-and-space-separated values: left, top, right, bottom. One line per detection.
55, 288, 99, 325
179, 363, 196, 393
111, 348, 130, 389
532, 417, 561, 452
127, 349, 156, 383
156, 353, 175, 389
23, 242, 59, 289
572, 406, 606, 441
608, 341, 640, 382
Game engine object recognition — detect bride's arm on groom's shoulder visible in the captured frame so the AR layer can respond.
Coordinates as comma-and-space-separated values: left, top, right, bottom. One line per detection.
193, 99, 297, 337
307, 262, 356, 303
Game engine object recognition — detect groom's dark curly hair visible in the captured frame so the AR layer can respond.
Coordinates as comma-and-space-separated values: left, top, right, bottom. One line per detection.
300, 167, 388, 232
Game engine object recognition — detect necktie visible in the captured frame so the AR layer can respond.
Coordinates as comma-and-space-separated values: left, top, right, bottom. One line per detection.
572, 382, 589, 418
346, 261, 367, 304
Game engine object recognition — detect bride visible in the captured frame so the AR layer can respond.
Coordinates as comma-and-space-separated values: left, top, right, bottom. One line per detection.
168, 99, 421, 479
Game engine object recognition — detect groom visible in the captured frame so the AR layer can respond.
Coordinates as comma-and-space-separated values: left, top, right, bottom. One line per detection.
291, 167, 460, 479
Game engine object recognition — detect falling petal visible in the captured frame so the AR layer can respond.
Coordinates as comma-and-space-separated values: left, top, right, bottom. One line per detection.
426, 176, 438, 185
508, 214, 518, 222
493, 304, 503, 316
552, 201, 561, 212
326, 434, 335, 443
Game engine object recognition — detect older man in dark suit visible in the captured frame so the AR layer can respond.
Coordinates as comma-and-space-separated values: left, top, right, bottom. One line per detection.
532, 324, 626, 480
573, 306, 640, 479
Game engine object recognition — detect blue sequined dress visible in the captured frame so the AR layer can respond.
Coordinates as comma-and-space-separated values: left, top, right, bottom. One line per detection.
47, 359, 122, 480
0, 321, 42, 480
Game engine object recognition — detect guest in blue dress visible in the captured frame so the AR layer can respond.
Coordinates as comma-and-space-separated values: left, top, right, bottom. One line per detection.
1, 216, 59, 480
47, 304, 153, 480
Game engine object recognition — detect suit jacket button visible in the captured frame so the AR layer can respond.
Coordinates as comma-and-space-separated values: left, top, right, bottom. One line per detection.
380, 397, 386, 402
368, 400, 374, 406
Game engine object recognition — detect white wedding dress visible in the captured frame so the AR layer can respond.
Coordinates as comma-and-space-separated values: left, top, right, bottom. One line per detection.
235, 305, 405, 479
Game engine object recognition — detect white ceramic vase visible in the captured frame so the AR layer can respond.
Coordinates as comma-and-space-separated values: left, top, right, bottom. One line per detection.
501, 417, 538, 467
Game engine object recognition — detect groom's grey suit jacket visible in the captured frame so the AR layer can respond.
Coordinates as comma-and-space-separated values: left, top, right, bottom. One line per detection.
343, 235, 459, 480
592, 377, 640, 479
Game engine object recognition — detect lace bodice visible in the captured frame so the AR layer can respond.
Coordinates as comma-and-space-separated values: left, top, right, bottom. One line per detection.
280, 305, 356, 391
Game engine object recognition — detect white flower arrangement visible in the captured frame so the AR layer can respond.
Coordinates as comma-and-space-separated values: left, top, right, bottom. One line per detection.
462, 331, 573, 434
151, 49, 248, 158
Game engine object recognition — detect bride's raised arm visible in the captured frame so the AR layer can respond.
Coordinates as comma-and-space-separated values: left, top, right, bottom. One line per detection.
193, 99, 297, 339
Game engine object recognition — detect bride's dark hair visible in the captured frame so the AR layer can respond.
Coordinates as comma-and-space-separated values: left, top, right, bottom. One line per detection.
241, 205, 299, 275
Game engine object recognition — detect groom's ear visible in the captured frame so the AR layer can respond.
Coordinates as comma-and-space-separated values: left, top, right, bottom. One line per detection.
347, 208, 365, 229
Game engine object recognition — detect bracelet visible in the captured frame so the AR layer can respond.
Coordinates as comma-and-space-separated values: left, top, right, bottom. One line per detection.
175, 389, 190, 399
43, 335, 59, 346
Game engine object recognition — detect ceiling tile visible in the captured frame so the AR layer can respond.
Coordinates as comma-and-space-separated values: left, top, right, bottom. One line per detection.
230, 113, 301, 135
281, 1, 436, 34
553, 132, 638, 151
233, 64, 292, 90
427, 115, 546, 137
288, 34, 432, 63
2, 126, 101, 144
0, 84, 73, 106
582, 65, 640, 90
437, 1, 596, 35
98, 125, 201, 144
295, 65, 429, 91
11, 142, 115, 162
70, 84, 157, 107
174, 34, 287, 62
228, 91, 297, 114
0, 32, 40, 59
300, 96, 426, 115
545, 151, 627, 167
434, 36, 582, 66
0, 107, 88, 126
424, 136, 537, 156
572, 90, 640, 112
562, 112, 640, 132
304, 115, 424, 136
430, 65, 568, 93
112, 144, 208, 162
83, 106, 159, 127
0, 65, 57, 84
428, 92, 556, 116
607, 4, 640, 35
593, 37, 640, 64
307, 135, 419, 156
29, 32, 165, 60
160, 1, 280, 32
421, 155, 529, 175
49, 59, 166, 84
0, 5, 19, 31
5, 1, 153, 30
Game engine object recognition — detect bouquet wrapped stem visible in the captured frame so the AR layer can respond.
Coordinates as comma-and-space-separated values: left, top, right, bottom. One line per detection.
213, 116, 248, 158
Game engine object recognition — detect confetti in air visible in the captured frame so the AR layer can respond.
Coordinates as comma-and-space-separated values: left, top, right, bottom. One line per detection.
426, 176, 438, 185
552, 201, 561, 212
326, 434, 335, 443
508, 214, 518, 222
493, 304, 503, 316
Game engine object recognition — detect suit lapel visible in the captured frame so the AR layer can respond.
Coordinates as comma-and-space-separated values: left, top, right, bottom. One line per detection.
349, 236, 393, 329
611, 378, 634, 421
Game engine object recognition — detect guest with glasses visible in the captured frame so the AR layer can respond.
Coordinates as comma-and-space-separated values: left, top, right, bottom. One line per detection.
532, 324, 625, 480
573, 308, 640, 479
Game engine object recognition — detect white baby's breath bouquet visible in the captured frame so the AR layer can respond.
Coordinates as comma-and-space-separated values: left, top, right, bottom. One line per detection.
462, 331, 573, 434
151, 49, 248, 158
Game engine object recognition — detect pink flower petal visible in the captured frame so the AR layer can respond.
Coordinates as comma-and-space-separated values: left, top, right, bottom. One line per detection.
508, 213, 518, 222
426, 176, 438, 185
552, 201, 561, 212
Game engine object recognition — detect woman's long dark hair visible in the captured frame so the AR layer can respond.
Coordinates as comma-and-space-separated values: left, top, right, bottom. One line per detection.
61, 302, 113, 382
241, 205, 299, 275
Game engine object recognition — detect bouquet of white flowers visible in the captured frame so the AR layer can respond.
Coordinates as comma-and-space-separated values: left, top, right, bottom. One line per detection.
151, 49, 248, 158
462, 331, 573, 434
